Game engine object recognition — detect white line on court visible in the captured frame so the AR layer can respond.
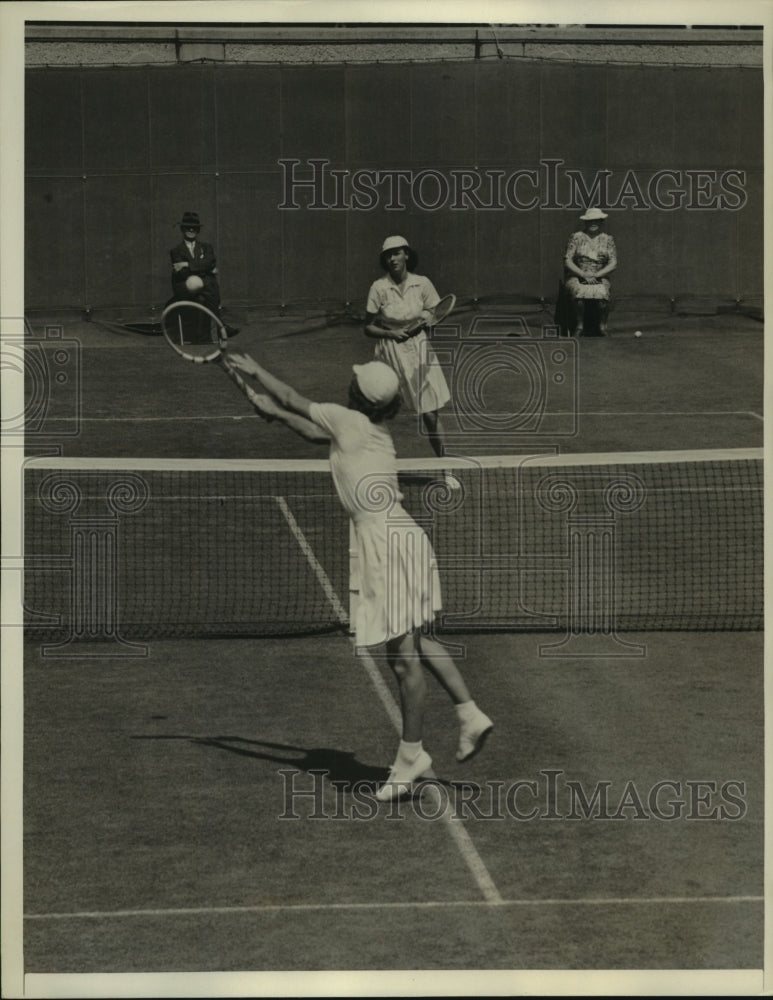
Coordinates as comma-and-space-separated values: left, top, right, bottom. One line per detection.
24, 895, 763, 921
355, 644, 505, 906
274, 496, 348, 623
275, 495, 504, 906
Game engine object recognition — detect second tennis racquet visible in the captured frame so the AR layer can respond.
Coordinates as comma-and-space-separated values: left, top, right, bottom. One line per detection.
161, 299, 257, 404
403, 293, 456, 337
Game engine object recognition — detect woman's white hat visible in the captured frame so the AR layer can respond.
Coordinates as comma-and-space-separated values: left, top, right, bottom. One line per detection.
352, 361, 400, 404
381, 235, 410, 253
580, 207, 608, 221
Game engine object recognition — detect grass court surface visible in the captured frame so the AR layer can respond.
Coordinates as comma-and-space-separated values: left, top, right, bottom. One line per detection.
24, 632, 763, 971
24, 307, 762, 458
19, 305, 764, 979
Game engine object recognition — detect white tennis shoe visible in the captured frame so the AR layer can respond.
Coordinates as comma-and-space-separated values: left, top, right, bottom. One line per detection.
375, 749, 433, 802
456, 712, 493, 762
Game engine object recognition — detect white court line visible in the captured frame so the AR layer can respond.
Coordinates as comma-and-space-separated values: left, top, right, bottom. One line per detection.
274, 497, 348, 623
579, 410, 764, 422
25, 895, 763, 921
356, 644, 505, 906
275, 495, 504, 906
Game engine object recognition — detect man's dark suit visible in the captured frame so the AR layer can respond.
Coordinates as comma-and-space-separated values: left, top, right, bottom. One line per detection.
170, 239, 221, 313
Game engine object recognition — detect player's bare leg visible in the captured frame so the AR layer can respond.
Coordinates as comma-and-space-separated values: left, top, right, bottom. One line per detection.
421, 410, 446, 458
386, 633, 427, 742
574, 299, 585, 337
421, 410, 461, 490
376, 633, 432, 801
417, 634, 471, 703
598, 300, 609, 335
418, 634, 493, 762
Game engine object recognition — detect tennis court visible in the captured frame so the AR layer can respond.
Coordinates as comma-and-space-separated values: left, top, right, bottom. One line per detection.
20, 305, 764, 976
23, 306, 762, 458
8, 14, 768, 992
23, 632, 763, 972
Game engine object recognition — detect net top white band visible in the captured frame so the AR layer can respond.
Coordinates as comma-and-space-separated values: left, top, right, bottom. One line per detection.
24, 448, 763, 474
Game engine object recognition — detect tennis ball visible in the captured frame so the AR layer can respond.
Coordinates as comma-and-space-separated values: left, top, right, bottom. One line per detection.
185, 274, 204, 293
634, 330, 642, 338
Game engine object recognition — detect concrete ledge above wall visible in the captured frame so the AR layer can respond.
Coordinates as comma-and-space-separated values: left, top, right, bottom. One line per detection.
25, 24, 763, 67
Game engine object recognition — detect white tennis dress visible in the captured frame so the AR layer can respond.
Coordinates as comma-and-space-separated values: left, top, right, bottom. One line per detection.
366, 273, 452, 415
309, 402, 442, 647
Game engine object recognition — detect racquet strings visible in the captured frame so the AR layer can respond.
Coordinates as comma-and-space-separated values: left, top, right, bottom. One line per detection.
406, 293, 456, 336
431, 293, 456, 324
162, 301, 224, 362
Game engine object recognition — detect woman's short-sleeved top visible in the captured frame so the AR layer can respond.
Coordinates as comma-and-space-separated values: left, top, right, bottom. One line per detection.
308, 403, 403, 521
366, 273, 440, 330
565, 231, 617, 276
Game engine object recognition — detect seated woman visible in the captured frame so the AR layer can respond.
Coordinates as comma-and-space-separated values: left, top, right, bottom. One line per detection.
563, 208, 617, 336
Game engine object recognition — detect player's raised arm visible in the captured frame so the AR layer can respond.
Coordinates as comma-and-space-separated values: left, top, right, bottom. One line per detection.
247, 390, 330, 444
227, 353, 329, 442
227, 353, 313, 417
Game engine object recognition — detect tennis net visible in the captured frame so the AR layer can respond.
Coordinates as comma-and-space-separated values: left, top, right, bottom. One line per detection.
22, 449, 762, 643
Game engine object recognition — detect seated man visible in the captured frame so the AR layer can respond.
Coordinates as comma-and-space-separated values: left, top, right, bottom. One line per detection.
170, 211, 238, 336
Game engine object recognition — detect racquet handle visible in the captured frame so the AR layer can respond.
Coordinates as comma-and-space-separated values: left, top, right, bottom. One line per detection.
404, 295, 455, 338
219, 355, 277, 421
403, 319, 427, 337
219, 354, 251, 397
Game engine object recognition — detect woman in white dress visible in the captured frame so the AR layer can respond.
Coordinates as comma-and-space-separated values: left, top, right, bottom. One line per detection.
364, 236, 452, 457
227, 353, 493, 802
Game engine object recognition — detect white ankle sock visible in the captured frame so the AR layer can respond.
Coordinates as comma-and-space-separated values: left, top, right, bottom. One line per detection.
455, 700, 478, 722
397, 739, 423, 763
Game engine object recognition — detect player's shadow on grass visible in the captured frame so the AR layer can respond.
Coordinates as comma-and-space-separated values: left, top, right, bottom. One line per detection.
133, 735, 456, 793
133, 734, 391, 790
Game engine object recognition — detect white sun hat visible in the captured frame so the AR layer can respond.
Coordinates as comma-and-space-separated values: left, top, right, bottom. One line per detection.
579, 207, 608, 221
381, 235, 410, 253
352, 361, 400, 404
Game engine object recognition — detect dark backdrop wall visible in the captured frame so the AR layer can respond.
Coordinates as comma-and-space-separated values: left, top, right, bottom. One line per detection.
25, 60, 763, 313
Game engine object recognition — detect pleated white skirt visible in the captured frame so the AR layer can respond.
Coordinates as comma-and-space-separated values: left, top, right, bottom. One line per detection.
374, 333, 451, 414
353, 509, 442, 647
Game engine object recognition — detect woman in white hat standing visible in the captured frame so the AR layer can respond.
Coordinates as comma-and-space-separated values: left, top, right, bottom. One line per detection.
226, 351, 493, 802
363, 236, 452, 456
563, 208, 617, 336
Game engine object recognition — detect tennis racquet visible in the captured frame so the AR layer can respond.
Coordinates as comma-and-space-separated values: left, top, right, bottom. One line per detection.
161, 299, 255, 403
404, 293, 456, 337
